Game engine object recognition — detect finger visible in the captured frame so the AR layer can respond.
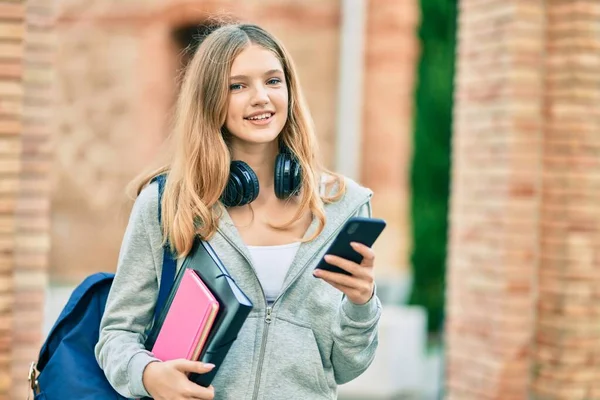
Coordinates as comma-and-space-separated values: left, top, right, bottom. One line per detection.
184, 382, 215, 399
317, 271, 374, 304
315, 267, 363, 289
350, 242, 375, 267
323, 279, 374, 305
325, 279, 359, 296
322, 254, 364, 277
173, 359, 215, 374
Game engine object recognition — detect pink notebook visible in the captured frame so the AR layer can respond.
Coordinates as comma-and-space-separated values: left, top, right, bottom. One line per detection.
151, 269, 219, 362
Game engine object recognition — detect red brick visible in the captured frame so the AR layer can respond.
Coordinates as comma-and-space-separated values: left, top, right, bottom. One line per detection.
0, 3, 25, 20
0, 120, 22, 136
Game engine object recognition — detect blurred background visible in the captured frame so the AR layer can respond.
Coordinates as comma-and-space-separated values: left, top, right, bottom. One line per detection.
2, 0, 599, 399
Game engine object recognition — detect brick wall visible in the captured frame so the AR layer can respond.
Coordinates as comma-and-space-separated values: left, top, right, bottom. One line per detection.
12, 0, 54, 397
449, 0, 600, 399
0, 2, 25, 398
531, 1, 600, 399
362, 0, 418, 275
447, 0, 545, 398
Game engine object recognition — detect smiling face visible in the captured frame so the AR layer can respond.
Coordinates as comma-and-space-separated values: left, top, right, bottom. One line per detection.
224, 44, 289, 147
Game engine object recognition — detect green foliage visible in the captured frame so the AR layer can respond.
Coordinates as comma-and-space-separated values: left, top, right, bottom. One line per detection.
408, 0, 458, 333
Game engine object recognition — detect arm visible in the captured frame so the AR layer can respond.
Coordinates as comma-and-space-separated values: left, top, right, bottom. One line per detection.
94, 184, 163, 398
329, 201, 382, 384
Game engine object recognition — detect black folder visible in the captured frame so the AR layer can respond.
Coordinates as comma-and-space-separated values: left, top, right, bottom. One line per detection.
145, 239, 253, 388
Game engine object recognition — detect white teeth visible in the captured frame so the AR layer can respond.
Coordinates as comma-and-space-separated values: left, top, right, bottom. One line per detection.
248, 113, 272, 120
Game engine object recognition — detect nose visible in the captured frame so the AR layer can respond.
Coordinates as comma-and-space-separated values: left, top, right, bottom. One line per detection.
250, 84, 269, 106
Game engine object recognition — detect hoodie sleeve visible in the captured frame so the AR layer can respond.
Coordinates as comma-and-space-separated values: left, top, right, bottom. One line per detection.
94, 183, 164, 398
330, 200, 382, 384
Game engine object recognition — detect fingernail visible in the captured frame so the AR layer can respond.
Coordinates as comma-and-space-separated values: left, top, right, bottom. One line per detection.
324, 255, 332, 261
313, 270, 320, 277
204, 363, 215, 369
350, 242, 359, 248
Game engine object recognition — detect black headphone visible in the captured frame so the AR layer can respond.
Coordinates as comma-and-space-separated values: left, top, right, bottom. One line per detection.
220, 146, 302, 207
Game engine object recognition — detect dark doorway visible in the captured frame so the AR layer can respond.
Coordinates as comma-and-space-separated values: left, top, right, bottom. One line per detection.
171, 23, 219, 71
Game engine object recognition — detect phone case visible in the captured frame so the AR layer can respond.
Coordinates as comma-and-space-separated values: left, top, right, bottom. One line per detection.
314, 217, 386, 276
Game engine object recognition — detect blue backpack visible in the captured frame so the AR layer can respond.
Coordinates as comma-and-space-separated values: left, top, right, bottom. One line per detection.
29, 175, 176, 399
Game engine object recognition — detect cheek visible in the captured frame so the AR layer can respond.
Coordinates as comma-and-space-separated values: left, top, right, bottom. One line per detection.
275, 90, 289, 117
226, 97, 243, 127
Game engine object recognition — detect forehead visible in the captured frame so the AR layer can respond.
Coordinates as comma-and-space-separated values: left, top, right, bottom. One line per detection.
230, 44, 283, 76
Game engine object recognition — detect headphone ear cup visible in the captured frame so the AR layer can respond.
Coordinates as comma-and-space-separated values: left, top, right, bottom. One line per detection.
275, 152, 302, 199
291, 159, 301, 195
283, 156, 294, 198
274, 153, 286, 199
221, 170, 243, 207
221, 161, 259, 207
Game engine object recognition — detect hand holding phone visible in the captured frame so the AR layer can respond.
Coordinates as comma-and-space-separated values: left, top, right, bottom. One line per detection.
313, 217, 386, 304
314, 217, 386, 276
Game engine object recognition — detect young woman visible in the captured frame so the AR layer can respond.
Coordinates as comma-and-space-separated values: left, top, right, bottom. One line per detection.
95, 23, 381, 400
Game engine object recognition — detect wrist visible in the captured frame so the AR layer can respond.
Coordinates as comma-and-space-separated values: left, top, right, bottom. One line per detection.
142, 360, 160, 393
341, 288, 380, 323
129, 352, 160, 398
350, 286, 374, 305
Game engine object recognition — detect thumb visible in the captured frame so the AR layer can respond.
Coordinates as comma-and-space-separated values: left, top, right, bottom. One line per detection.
173, 359, 215, 374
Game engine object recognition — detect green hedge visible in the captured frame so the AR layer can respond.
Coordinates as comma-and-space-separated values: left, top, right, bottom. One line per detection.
408, 0, 457, 334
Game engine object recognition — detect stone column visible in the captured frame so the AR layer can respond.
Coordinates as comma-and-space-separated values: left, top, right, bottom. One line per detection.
361, 0, 419, 277
446, 0, 545, 398
531, 1, 600, 399
12, 0, 55, 397
0, 2, 26, 398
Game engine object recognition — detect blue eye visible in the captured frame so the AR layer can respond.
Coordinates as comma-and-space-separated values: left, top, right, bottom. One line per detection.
230, 83, 243, 91
267, 78, 281, 85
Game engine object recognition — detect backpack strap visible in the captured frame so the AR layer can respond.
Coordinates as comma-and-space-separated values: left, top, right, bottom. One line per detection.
151, 174, 176, 322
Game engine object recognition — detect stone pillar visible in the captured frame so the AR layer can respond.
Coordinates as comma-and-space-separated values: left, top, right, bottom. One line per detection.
446, 0, 545, 398
0, 2, 25, 398
361, 0, 419, 277
531, 1, 600, 399
12, 0, 55, 397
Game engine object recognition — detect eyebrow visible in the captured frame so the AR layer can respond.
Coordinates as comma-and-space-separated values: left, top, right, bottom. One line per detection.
229, 69, 284, 81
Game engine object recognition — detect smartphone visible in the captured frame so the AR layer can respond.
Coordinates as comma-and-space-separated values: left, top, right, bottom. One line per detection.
314, 217, 387, 276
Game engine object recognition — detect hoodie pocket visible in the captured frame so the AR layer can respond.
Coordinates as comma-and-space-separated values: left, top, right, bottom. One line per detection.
261, 317, 331, 399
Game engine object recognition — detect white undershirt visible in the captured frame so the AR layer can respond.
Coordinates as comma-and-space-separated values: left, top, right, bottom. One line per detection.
247, 242, 301, 304
245, 175, 328, 303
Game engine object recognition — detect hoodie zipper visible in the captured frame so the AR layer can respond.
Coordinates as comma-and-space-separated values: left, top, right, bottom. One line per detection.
215, 230, 272, 400
216, 197, 369, 399
251, 306, 272, 398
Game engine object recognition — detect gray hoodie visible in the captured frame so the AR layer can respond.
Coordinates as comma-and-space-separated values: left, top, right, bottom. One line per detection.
95, 177, 381, 399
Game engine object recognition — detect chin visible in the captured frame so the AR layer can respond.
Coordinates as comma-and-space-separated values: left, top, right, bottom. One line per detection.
241, 131, 281, 145
235, 123, 285, 144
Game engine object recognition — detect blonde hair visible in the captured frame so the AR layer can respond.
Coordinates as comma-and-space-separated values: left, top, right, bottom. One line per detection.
131, 24, 345, 258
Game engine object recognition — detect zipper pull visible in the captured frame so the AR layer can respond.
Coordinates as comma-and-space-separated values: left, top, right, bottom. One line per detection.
265, 307, 272, 324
